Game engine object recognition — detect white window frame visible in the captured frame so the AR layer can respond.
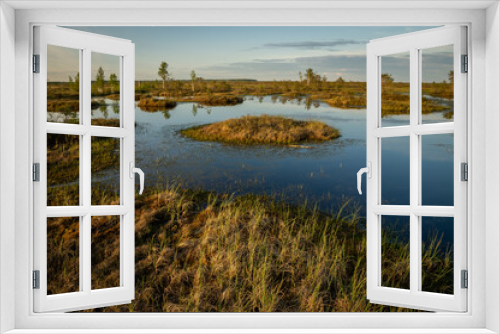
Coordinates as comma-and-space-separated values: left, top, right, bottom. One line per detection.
33, 26, 136, 313
365, 26, 467, 312
1, 1, 499, 333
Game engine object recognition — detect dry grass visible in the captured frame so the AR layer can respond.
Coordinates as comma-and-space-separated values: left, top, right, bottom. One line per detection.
197, 95, 244, 106
49, 79, 453, 117
155, 93, 244, 106
106, 94, 121, 101
324, 95, 366, 109
47, 127, 120, 206
46, 100, 105, 114
47, 185, 454, 313
43, 181, 455, 312
181, 115, 341, 146
138, 98, 177, 111
47, 217, 80, 295
47, 100, 80, 113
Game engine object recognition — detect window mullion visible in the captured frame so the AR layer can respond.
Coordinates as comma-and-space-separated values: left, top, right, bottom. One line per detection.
78, 48, 84, 292
82, 47, 92, 294
409, 47, 420, 294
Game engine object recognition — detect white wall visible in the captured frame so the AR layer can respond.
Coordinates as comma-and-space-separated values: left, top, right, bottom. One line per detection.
0, 2, 16, 333
5, 4, 494, 332
14, 7, 488, 330
486, 2, 500, 332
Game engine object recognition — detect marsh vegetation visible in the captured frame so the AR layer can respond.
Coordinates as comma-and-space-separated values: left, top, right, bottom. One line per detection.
46, 183, 453, 312
45, 64, 454, 312
181, 115, 340, 146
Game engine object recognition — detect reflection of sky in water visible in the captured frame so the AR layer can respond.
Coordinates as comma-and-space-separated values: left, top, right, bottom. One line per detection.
91, 99, 121, 120
92, 95, 454, 248
132, 96, 368, 214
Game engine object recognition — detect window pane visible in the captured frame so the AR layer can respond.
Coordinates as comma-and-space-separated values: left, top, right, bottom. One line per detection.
381, 136, 410, 205
47, 217, 80, 295
421, 45, 454, 124
91, 52, 121, 127
421, 217, 454, 294
47, 133, 80, 206
91, 215, 120, 290
380, 52, 410, 127
47, 45, 80, 124
421, 134, 454, 206
91, 137, 120, 205
381, 215, 410, 290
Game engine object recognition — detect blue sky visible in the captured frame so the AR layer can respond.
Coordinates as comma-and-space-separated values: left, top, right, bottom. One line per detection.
57, 26, 450, 82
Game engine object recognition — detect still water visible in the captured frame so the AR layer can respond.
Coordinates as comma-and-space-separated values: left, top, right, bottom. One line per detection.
94, 95, 454, 248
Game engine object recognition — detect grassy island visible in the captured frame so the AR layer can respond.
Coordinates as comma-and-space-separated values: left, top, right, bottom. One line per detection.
181, 115, 341, 146
137, 98, 177, 111
196, 95, 244, 106
154, 93, 245, 106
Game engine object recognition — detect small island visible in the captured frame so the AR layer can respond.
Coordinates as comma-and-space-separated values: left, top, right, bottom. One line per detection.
180, 115, 340, 145
137, 98, 177, 111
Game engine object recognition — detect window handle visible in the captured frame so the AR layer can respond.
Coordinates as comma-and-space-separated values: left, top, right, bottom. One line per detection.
357, 162, 372, 195
129, 162, 145, 195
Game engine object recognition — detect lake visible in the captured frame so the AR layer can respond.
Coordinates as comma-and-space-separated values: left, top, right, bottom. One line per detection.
93, 95, 455, 249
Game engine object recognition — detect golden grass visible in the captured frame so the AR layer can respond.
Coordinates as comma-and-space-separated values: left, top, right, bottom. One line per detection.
106, 94, 121, 101
47, 100, 80, 113
181, 115, 341, 146
324, 95, 366, 109
43, 185, 454, 312
137, 98, 177, 111
47, 129, 120, 206
197, 95, 244, 106
49, 79, 454, 117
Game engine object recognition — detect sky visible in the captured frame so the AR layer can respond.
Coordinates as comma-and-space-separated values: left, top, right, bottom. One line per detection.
48, 26, 452, 82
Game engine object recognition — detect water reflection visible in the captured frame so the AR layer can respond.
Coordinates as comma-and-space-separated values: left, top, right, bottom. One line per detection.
92, 95, 453, 222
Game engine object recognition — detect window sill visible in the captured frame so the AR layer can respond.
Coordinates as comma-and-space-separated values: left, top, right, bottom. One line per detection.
4, 329, 497, 334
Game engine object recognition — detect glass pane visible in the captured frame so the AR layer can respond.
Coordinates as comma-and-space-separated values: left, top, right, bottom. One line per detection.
91, 137, 120, 205
380, 52, 410, 127
91, 52, 121, 127
47, 134, 80, 206
381, 136, 410, 205
421, 45, 454, 124
47, 45, 80, 124
91, 215, 120, 290
421, 217, 454, 294
47, 217, 80, 295
381, 215, 410, 289
421, 134, 454, 206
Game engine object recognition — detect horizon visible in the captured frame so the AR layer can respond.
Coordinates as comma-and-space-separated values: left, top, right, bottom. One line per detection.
47, 26, 453, 83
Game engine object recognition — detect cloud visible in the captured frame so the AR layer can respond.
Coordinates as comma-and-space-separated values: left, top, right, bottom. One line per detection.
252, 39, 368, 51
199, 50, 452, 82
252, 58, 293, 63
201, 54, 368, 81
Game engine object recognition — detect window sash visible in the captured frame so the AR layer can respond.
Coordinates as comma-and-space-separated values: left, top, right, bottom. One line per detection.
366, 26, 467, 312
33, 26, 136, 313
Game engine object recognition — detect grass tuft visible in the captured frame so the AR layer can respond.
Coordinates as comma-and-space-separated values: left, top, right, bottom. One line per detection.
43, 185, 454, 313
181, 115, 341, 146
138, 98, 177, 111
